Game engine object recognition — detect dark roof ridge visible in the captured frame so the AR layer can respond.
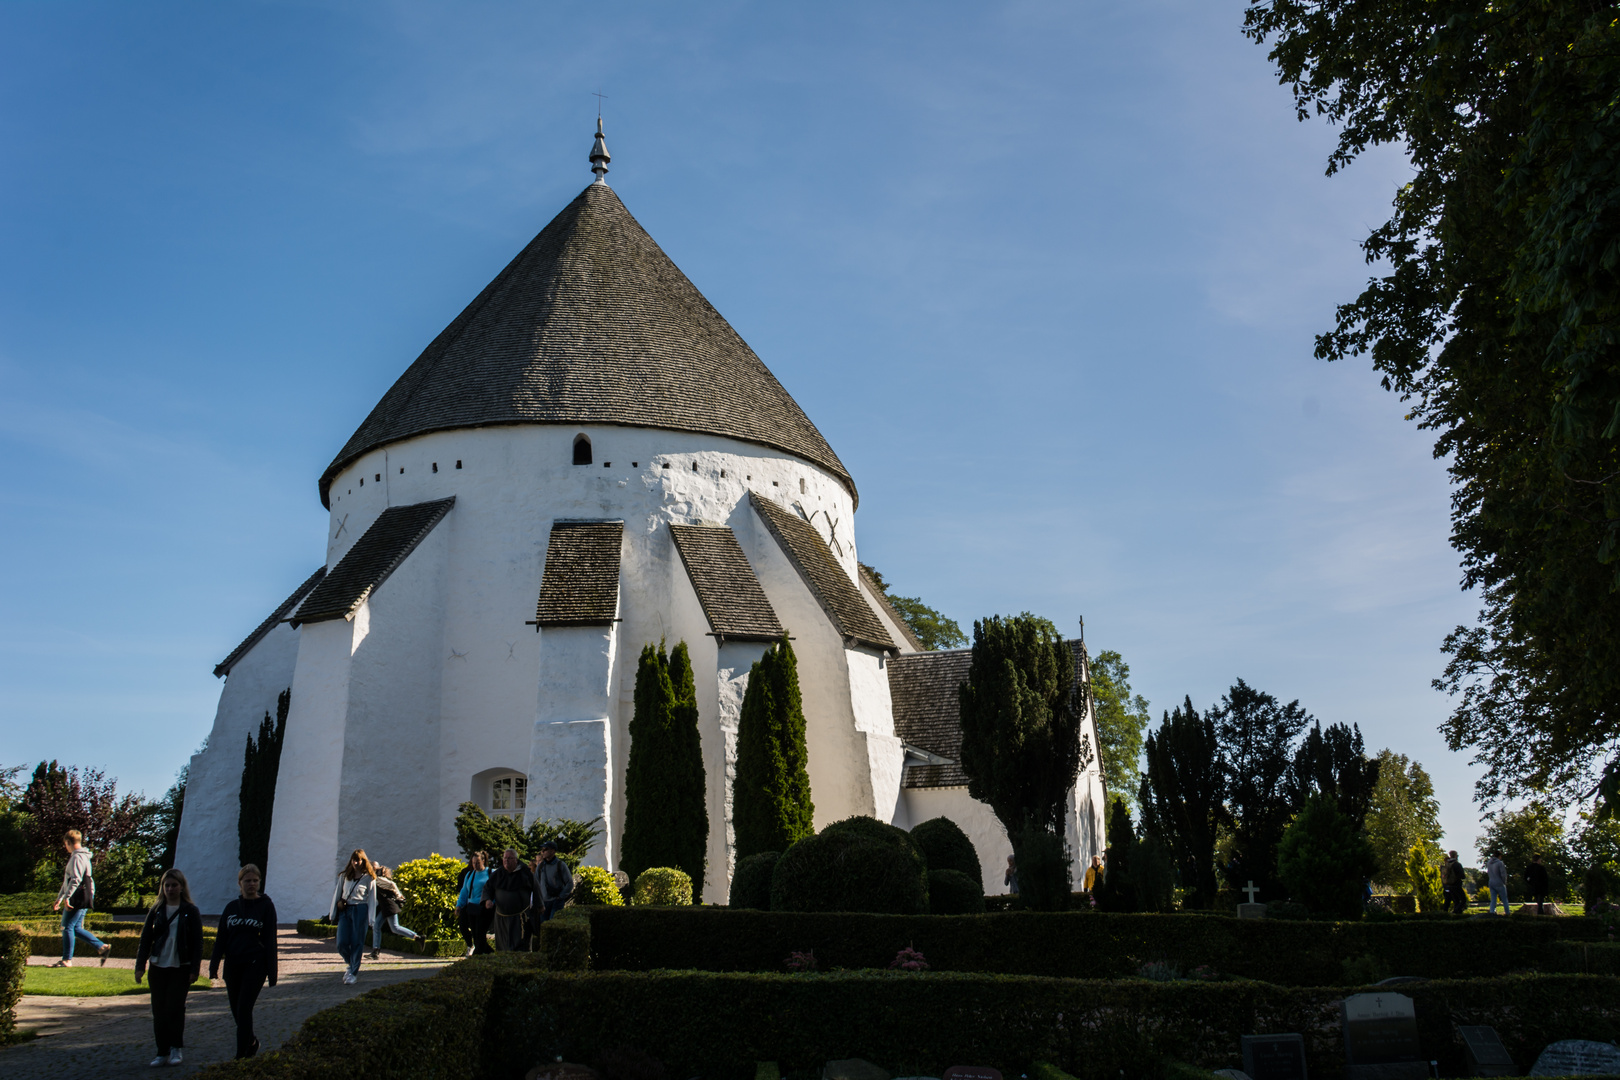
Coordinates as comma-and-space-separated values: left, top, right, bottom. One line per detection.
748, 491, 893, 652
670, 523, 785, 641
319, 183, 854, 509
213, 566, 327, 678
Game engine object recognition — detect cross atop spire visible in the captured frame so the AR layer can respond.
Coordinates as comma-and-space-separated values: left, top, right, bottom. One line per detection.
590, 117, 611, 186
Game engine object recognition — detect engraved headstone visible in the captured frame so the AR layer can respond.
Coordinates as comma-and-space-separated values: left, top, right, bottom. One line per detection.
1530, 1040, 1620, 1077
1243, 1034, 1308, 1080
942, 1069, 1001, 1080
1343, 992, 1427, 1080
1239, 880, 1267, 919
1457, 1026, 1515, 1078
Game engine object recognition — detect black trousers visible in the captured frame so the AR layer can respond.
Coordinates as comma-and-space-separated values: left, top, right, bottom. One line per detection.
223, 958, 267, 1058
459, 904, 493, 953
147, 965, 191, 1054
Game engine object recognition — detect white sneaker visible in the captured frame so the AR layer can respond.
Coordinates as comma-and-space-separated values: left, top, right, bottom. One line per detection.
149, 1057, 166, 1067
464, 945, 475, 958
167, 1049, 183, 1065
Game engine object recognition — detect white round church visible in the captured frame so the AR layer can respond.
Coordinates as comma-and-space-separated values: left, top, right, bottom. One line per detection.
174, 125, 1108, 918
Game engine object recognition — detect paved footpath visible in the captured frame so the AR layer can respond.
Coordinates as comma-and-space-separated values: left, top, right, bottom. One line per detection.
2, 928, 453, 1078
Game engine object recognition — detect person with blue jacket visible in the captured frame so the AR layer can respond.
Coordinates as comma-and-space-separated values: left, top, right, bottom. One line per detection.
456, 852, 491, 956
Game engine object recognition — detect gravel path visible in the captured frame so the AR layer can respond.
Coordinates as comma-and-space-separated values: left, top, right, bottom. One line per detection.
2, 928, 453, 1077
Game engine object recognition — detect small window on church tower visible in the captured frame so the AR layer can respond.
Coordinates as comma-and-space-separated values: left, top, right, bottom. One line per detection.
432, 463, 438, 473
573, 434, 592, 466
490, 775, 526, 820
376, 474, 382, 482
691, 461, 698, 472
799, 478, 806, 494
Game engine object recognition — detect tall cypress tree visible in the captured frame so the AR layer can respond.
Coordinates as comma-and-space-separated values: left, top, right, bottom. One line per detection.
733, 636, 815, 860
620, 642, 709, 897
1141, 696, 1226, 908
238, 688, 289, 882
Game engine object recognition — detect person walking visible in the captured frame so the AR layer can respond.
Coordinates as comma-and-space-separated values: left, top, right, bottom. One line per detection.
1004, 854, 1019, 896
457, 852, 491, 957
51, 829, 110, 967
1486, 851, 1509, 914
329, 849, 378, 984
1443, 850, 1466, 914
1082, 854, 1104, 895
534, 840, 574, 925
1526, 853, 1551, 915
134, 869, 204, 1068
482, 847, 538, 951
210, 864, 278, 1059
369, 865, 424, 958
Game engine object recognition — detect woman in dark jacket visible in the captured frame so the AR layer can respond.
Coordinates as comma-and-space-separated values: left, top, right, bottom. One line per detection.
134, 868, 205, 1068
209, 863, 278, 1058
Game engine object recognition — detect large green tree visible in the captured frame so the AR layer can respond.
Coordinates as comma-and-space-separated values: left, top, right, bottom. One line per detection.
1288, 722, 1381, 828
1363, 750, 1444, 887
1243, 1, 1620, 815
859, 563, 968, 650
238, 689, 288, 883
1212, 679, 1312, 897
733, 636, 816, 860
1477, 800, 1576, 899
1141, 696, 1226, 907
619, 642, 709, 897
1089, 649, 1151, 812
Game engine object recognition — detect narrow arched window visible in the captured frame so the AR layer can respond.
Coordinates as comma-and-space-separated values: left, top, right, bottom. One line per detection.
573, 434, 592, 465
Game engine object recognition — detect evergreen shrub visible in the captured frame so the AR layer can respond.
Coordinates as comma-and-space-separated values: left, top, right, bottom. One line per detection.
733, 637, 815, 860
1277, 795, 1376, 919
574, 866, 624, 906
393, 853, 463, 939
0, 925, 24, 1044
770, 816, 928, 914
728, 852, 779, 910
910, 817, 981, 882
631, 868, 693, 906
1405, 844, 1446, 914
927, 870, 985, 914
1016, 826, 1073, 912
621, 643, 708, 897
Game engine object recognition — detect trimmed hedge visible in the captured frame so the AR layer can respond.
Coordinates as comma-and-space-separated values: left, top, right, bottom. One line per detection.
0, 926, 25, 1044
631, 867, 693, 906
912, 816, 983, 883
572, 866, 623, 906
582, 907, 1609, 984
771, 816, 928, 915
296, 919, 336, 938
927, 869, 986, 915
295, 918, 460, 955
729, 851, 779, 910
480, 970, 1620, 1080
24, 927, 215, 958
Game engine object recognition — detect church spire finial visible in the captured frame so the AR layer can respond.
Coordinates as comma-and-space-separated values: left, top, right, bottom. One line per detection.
590, 114, 611, 186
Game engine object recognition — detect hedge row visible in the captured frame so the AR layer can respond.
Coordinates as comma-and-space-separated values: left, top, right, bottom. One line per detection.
480, 971, 1620, 1080
583, 907, 1607, 984
23, 927, 216, 959
0, 926, 25, 1044
294, 919, 465, 956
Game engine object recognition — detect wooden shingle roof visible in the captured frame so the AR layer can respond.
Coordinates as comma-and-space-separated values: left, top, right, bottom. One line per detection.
888, 640, 1090, 789
533, 520, 624, 626
670, 523, 784, 641
748, 492, 894, 652
857, 564, 925, 653
291, 498, 456, 625
213, 566, 327, 677
319, 183, 853, 509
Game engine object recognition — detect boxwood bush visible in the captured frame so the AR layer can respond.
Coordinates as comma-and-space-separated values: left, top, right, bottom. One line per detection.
631, 867, 693, 906
394, 853, 463, 940
573, 866, 624, 906
911, 817, 982, 883
728, 851, 778, 910
927, 869, 985, 915
0, 925, 24, 1044
771, 816, 928, 915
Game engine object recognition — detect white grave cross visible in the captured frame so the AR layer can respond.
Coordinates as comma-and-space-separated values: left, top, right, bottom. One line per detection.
1243, 881, 1261, 904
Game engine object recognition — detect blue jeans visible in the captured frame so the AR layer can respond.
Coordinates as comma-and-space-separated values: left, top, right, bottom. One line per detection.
536, 898, 566, 923
1489, 885, 1509, 914
61, 906, 105, 961
335, 905, 369, 976
372, 914, 418, 949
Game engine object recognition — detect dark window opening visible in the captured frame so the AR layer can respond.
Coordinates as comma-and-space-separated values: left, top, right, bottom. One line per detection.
456, 460, 462, 469
799, 478, 806, 494
376, 473, 382, 482
573, 434, 592, 465
662, 462, 671, 469
399, 467, 404, 474
691, 461, 698, 472
721, 469, 727, 478
432, 463, 438, 473
604, 462, 611, 468
360, 478, 364, 486
632, 461, 639, 468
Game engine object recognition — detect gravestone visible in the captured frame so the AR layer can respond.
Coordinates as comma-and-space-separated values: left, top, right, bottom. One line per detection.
1530, 1040, 1620, 1077
942, 1069, 1002, 1080
1239, 880, 1266, 920
1214, 1072, 1255, 1080
1342, 992, 1427, 1080
1457, 1026, 1515, 1078
1242, 1033, 1308, 1080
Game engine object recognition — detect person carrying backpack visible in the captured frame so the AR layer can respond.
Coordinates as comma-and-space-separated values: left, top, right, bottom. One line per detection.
134, 869, 204, 1068
369, 865, 424, 958
51, 829, 110, 967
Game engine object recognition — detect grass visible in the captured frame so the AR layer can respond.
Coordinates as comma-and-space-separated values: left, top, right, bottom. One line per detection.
22, 965, 212, 997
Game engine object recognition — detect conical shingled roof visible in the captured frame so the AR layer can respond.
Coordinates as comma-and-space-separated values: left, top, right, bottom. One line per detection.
320, 183, 854, 508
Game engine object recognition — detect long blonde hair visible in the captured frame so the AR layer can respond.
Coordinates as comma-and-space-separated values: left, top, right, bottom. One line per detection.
150, 869, 193, 911
343, 849, 376, 881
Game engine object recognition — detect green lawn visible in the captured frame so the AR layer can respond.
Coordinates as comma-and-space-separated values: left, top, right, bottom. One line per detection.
22, 966, 212, 997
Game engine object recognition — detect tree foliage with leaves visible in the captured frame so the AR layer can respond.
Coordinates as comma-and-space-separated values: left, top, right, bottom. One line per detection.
1141, 696, 1226, 907
21, 761, 144, 867
733, 636, 816, 861
1288, 722, 1381, 828
239, 689, 288, 883
1243, 0, 1620, 815
1089, 649, 1151, 811
860, 563, 968, 650
1277, 794, 1378, 918
1477, 799, 1576, 899
1364, 750, 1444, 887
451, 802, 603, 870
620, 641, 709, 897
1212, 679, 1313, 896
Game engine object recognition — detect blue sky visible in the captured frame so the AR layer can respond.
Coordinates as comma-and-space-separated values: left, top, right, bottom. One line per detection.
0, 3, 1486, 852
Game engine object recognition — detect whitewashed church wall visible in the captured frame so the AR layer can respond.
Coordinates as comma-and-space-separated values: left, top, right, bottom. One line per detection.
529, 622, 620, 868
846, 648, 905, 829
857, 577, 918, 656
900, 785, 1014, 897
1068, 693, 1108, 871
667, 561, 725, 901
264, 614, 363, 921
732, 500, 873, 825
335, 522, 450, 884
713, 638, 767, 898
176, 620, 302, 914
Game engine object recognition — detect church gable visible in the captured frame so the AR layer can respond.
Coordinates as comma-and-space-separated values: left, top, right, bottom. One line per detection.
747, 492, 894, 652
669, 523, 784, 641
213, 565, 325, 677
291, 497, 456, 624
533, 520, 624, 626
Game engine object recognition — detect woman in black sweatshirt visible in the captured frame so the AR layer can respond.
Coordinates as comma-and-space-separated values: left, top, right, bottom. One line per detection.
209, 864, 278, 1059
135, 869, 205, 1068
